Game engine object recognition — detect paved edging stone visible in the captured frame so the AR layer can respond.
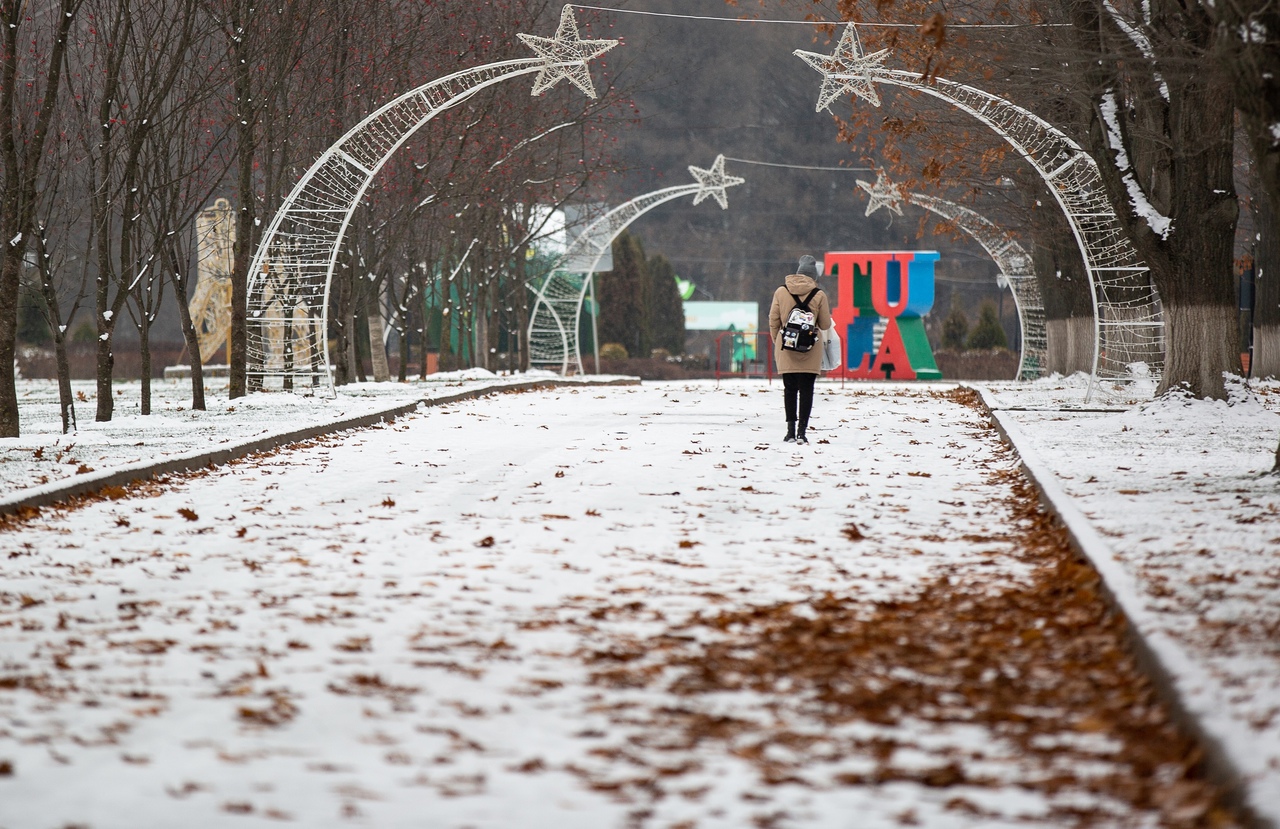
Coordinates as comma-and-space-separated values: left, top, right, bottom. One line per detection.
0, 377, 639, 518
967, 384, 1271, 829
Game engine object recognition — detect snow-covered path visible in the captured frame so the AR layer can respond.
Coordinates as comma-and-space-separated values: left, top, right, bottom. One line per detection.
1, 382, 1227, 828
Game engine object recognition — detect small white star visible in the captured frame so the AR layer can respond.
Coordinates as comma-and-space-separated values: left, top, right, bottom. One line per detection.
856, 171, 905, 217
518, 6, 619, 99
688, 154, 745, 209
794, 24, 891, 111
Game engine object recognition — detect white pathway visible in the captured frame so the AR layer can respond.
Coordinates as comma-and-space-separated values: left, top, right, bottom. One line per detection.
0, 382, 1231, 828
0, 371, 580, 496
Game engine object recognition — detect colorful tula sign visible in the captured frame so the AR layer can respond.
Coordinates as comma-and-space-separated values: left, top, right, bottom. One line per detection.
824, 250, 942, 380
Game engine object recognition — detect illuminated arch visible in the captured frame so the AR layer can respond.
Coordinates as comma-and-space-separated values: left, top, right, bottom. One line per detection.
528, 155, 743, 374
858, 173, 1046, 380
798, 28, 1163, 391
245, 7, 617, 392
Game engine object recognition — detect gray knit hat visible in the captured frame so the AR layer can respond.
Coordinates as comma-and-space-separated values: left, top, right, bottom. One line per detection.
796, 255, 819, 278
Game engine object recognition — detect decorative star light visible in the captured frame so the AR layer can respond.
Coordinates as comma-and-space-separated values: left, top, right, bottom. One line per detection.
794, 24, 891, 111
856, 171, 906, 217
688, 154, 745, 209
518, 6, 620, 99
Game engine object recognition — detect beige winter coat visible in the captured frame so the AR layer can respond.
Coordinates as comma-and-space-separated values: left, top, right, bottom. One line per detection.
769, 274, 833, 375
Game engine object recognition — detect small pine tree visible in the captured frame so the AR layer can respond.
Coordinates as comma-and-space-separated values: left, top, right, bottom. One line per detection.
967, 300, 1009, 350
597, 231, 650, 358
645, 253, 686, 356
17, 286, 51, 345
71, 321, 97, 343
942, 301, 969, 351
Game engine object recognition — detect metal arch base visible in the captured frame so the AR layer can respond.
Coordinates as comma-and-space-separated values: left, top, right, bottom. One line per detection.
866, 70, 1164, 392
902, 192, 1047, 380
527, 183, 706, 374
244, 58, 551, 395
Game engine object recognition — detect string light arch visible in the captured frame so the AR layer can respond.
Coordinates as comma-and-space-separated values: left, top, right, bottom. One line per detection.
858, 171, 1047, 380
527, 154, 744, 374
244, 4, 1135, 393
244, 7, 617, 393
796, 26, 1164, 395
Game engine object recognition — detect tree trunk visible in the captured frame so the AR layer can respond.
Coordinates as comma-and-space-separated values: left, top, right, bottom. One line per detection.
398, 310, 411, 382
95, 330, 114, 422
1045, 316, 1094, 376
332, 265, 352, 385
513, 254, 528, 373
0, 256, 21, 436
139, 317, 151, 416
1161, 305, 1238, 398
228, 12, 255, 401
1249, 188, 1280, 379
42, 283, 75, 433
282, 314, 294, 392
165, 261, 206, 411
439, 304, 455, 372
352, 310, 366, 382
53, 332, 75, 432
1256, 327, 1280, 380
366, 293, 389, 382
1032, 219, 1095, 376
30, 233, 77, 431
427, 307, 437, 376
475, 304, 489, 371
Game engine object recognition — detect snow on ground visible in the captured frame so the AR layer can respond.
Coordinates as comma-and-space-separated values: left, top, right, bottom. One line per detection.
0, 370, 577, 496
979, 374, 1280, 822
0, 381, 1232, 828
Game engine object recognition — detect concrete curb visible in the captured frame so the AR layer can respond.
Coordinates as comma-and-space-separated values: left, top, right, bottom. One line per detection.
0, 377, 639, 518
966, 384, 1272, 829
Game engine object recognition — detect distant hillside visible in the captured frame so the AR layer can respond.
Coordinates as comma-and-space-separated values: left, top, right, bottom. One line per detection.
594, 0, 1006, 337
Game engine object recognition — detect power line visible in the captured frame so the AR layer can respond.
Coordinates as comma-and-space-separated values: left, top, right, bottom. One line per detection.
724, 157, 873, 172
568, 4, 1069, 28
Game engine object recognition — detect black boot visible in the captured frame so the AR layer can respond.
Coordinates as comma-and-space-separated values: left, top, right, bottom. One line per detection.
784, 421, 796, 443
795, 421, 808, 445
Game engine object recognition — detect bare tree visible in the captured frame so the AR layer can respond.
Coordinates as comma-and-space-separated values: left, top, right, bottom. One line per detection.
0, 0, 83, 437
1052, 0, 1240, 399
145, 9, 231, 413
70, 0, 207, 421
1203, 0, 1280, 404
205, 0, 322, 398
30, 112, 93, 433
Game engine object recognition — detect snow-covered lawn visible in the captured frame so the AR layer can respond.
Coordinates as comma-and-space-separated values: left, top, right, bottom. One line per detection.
980, 374, 1280, 823
0, 380, 1240, 828
0, 370, 602, 497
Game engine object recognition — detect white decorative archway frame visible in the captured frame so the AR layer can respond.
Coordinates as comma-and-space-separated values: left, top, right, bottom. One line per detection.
527, 154, 744, 374
797, 27, 1164, 391
858, 172, 1047, 380
245, 7, 617, 393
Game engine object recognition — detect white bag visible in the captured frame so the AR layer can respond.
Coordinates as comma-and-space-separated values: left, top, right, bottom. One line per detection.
820, 325, 842, 371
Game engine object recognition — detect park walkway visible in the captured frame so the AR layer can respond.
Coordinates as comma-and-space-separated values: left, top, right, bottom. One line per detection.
0, 382, 1233, 828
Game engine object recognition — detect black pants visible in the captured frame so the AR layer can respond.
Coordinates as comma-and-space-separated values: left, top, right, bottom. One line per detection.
782, 372, 816, 425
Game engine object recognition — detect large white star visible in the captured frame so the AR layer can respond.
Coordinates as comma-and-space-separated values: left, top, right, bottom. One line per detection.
518, 6, 619, 99
794, 24, 891, 111
688, 154, 745, 209
856, 171, 905, 217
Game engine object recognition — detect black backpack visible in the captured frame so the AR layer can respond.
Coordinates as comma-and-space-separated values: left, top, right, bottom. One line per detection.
780, 288, 820, 353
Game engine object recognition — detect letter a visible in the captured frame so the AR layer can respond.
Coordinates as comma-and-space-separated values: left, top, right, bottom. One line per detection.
873, 318, 917, 380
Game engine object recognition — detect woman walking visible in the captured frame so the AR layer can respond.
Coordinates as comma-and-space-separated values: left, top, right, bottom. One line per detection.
768, 255, 833, 444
